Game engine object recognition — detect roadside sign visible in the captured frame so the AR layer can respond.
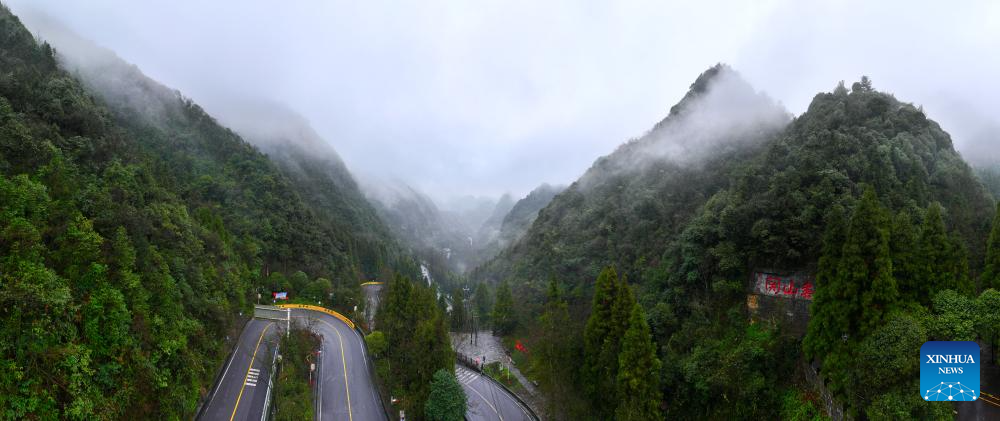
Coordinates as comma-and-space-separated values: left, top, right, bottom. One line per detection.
273, 292, 288, 300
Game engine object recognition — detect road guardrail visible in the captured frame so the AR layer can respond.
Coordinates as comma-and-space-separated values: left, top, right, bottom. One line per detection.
275, 304, 355, 329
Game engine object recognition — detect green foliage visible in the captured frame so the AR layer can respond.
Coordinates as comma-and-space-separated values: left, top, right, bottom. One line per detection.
273, 326, 320, 421
476, 70, 993, 418
450, 287, 466, 331
977, 289, 1000, 363
805, 187, 899, 396
533, 277, 587, 419
376, 274, 454, 420
423, 369, 467, 421
0, 5, 414, 418
915, 203, 972, 299
984, 203, 1000, 290
582, 267, 625, 418
365, 331, 388, 359
614, 304, 661, 421
581, 267, 664, 420
473, 282, 492, 324
928, 290, 977, 341
492, 281, 515, 335
666, 320, 795, 419
865, 388, 951, 420
850, 312, 926, 412
779, 391, 827, 421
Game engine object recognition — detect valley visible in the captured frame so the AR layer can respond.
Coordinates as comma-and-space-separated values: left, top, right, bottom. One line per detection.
2, 2, 1000, 421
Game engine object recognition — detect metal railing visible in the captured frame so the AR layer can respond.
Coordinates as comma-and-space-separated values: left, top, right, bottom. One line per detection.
276, 303, 355, 329
454, 352, 540, 421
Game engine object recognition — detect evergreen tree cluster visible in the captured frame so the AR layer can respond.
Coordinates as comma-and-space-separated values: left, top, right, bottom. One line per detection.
374, 274, 454, 420
474, 67, 996, 418
580, 267, 661, 420
423, 369, 467, 421
802, 186, 987, 417
0, 7, 413, 418
492, 280, 516, 335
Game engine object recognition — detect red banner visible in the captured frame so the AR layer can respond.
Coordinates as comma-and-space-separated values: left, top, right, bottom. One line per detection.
754, 272, 814, 300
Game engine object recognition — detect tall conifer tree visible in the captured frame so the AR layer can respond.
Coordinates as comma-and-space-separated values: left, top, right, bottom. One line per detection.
983, 203, 1000, 290
615, 303, 662, 421
583, 266, 622, 418
804, 204, 848, 360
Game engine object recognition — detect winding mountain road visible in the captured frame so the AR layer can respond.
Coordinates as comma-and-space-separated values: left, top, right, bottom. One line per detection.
199, 318, 280, 421
288, 307, 387, 421
456, 365, 535, 421
201, 306, 386, 421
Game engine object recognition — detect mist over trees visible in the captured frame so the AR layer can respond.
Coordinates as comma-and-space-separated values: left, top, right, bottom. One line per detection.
3, 1, 1000, 420
0, 6, 417, 417
473, 66, 997, 419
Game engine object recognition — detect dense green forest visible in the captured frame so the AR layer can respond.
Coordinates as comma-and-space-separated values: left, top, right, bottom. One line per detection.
372, 274, 454, 421
475, 66, 998, 418
0, 6, 413, 418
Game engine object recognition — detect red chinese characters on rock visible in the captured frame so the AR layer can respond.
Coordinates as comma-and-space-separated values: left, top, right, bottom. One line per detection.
755, 273, 814, 300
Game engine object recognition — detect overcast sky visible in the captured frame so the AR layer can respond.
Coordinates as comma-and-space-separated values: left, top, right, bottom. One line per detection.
8, 0, 1000, 202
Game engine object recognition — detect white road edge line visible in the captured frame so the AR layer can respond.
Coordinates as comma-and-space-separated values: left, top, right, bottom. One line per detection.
464, 377, 504, 421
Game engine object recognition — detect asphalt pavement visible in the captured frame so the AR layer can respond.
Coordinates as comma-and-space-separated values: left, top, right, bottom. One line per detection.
456, 365, 534, 421
290, 308, 388, 421
199, 318, 280, 421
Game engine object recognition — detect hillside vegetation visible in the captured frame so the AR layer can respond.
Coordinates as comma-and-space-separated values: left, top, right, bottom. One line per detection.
0, 7, 409, 418
475, 66, 997, 418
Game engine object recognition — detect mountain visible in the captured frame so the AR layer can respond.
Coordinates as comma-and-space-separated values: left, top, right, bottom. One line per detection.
363, 178, 476, 282
498, 183, 564, 245
977, 165, 1000, 200
15, 9, 408, 278
470, 184, 564, 268
473, 66, 995, 418
440, 194, 501, 238
0, 6, 411, 418
475, 193, 515, 245
474, 64, 793, 292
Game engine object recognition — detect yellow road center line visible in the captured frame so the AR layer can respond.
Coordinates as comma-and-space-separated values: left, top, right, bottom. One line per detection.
318, 318, 353, 421
230, 322, 274, 421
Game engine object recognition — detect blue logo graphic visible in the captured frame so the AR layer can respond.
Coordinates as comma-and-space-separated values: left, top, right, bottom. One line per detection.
920, 341, 979, 402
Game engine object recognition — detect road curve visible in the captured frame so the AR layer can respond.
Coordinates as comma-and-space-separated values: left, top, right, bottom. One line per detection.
289, 308, 388, 421
456, 365, 534, 421
199, 318, 280, 421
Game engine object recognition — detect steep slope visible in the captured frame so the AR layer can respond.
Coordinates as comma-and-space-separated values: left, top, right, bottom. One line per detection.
363, 179, 474, 285
0, 7, 406, 418
471, 184, 564, 268
978, 165, 1000, 200
206, 99, 407, 275
475, 192, 515, 245
498, 183, 564, 246
17, 10, 407, 278
474, 66, 995, 418
474, 64, 791, 293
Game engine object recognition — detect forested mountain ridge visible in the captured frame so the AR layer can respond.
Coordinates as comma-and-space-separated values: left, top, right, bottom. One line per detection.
473, 64, 792, 300
474, 66, 997, 419
471, 183, 564, 268
0, 6, 409, 418
19, 12, 409, 279
498, 183, 564, 245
